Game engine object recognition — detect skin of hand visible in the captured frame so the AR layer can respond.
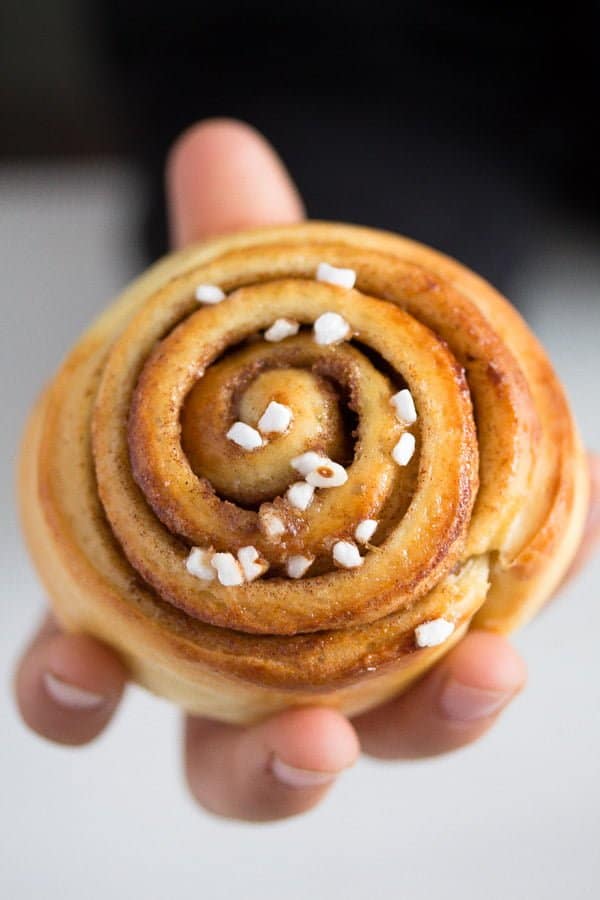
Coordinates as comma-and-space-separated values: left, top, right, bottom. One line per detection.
14, 120, 600, 823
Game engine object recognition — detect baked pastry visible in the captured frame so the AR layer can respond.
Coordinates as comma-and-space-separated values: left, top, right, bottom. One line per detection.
19, 223, 588, 723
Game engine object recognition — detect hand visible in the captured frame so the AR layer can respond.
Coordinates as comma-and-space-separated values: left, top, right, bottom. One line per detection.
14, 120, 600, 822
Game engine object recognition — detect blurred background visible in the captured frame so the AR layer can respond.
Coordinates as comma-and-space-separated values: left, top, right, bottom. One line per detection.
1, 2, 599, 898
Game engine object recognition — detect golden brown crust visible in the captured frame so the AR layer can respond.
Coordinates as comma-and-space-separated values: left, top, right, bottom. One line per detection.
18, 222, 588, 722
181, 359, 348, 506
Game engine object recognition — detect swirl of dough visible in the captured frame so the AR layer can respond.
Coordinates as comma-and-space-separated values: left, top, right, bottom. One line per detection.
96, 277, 477, 634
19, 223, 588, 722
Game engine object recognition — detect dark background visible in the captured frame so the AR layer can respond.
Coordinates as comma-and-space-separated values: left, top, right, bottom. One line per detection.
2, 0, 599, 291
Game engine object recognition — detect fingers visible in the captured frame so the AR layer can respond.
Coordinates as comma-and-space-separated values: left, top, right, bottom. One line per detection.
354, 452, 598, 759
166, 118, 304, 248
184, 706, 359, 822
353, 630, 526, 760
14, 614, 128, 746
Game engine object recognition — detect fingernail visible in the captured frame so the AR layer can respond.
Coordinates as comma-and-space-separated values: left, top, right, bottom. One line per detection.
271, 755, 338, 790
438, 679, 513, 723
43, 672, 105, 710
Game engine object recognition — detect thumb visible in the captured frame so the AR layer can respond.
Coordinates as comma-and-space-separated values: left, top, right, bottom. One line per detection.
166, 118, 304, 248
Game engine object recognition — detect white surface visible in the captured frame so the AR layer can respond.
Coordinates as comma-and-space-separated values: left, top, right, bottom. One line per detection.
1, 164, 599, 899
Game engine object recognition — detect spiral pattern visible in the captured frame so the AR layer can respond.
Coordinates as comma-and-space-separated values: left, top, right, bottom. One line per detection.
95, 269, 482, 636
24, 223, 587, 718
